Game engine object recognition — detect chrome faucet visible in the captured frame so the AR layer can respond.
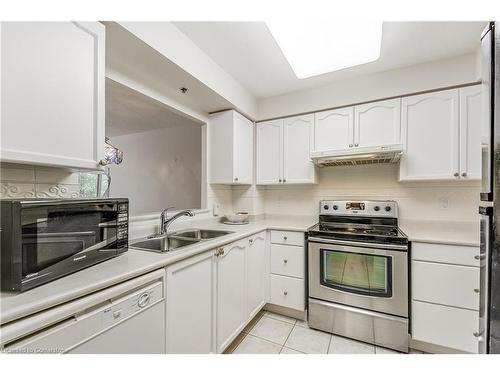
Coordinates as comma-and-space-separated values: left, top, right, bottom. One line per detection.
159, 207, 195, 236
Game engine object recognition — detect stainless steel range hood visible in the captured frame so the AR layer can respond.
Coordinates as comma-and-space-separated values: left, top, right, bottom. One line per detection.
311, 145, 403, 167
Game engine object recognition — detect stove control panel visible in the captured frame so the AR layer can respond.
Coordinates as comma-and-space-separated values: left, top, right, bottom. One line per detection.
320, 200, 398, 217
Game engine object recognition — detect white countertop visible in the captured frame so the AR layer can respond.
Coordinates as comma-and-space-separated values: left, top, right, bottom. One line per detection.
0, 214, 480, 326
0, 215, 316, 326
400, 219, 480, 247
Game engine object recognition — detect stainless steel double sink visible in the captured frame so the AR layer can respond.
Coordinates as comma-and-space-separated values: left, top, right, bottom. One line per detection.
130, 229, 233, 253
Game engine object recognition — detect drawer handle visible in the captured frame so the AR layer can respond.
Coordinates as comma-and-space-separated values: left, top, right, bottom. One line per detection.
474, 288, 480, 293
283, 259, 288, 264
283, 291, 288, 296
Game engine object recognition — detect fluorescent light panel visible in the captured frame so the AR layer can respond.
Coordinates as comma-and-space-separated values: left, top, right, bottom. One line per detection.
266, 21, 383, 79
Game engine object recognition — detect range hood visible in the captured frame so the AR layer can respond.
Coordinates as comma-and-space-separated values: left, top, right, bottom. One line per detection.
311, 144, 403, 167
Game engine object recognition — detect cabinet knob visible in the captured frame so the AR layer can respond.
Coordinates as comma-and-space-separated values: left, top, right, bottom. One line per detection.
462, 172, 467, 177
349, 144, 353, 148
283, 259, 288, 264
234, 177, 239, 181
283, 236, 288, 240
473, 331, 483, 338
249, 239, 253, 244
283, 179, 287, 183
354, 143, 359, 147
279, 179, 282, 183
454, 172, 459, 177
283, 291, 288, 296
474, 288, 480, 293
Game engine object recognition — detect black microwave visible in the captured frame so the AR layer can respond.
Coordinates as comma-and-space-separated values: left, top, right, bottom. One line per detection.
1, 198, 129, 292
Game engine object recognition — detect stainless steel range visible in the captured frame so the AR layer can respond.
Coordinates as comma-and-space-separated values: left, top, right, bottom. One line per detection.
307, 200, 409, 352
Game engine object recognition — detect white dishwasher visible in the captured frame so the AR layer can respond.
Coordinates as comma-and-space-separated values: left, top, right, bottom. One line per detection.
1, 269, 166, 354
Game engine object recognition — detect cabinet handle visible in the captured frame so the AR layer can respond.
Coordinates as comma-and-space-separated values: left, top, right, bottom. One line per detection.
283, 259, 288, 264
462, 172, 467, 177
249, 239, 253, 245
475, 254, 485, 260
283, 236, 288, 240
279, 179, 282, 183
473, 331, 483, 338
349, 144, 353, 148
474, 288, 480, 293
234, 177, 239, 181
283, 291, 288, 296
354, 143, 359, 147
283, 179, 286, 183
454, 172, 459, 177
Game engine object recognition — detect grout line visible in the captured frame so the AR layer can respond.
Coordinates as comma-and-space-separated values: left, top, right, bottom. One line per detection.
327, 334, 332, 354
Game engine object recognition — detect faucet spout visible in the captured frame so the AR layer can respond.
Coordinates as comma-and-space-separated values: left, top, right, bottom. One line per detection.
159, 208, 195, 236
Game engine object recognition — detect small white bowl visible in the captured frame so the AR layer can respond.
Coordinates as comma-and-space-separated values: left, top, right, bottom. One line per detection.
225, 212, 249, 223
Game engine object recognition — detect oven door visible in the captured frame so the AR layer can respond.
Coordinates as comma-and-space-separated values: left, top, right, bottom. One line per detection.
308, 238, 408, 317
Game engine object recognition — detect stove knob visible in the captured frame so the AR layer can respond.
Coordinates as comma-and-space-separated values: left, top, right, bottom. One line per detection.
385, 206, 392, 212
323, 204, 329, 210
332, 205, 338, 210
374, 206, 380, 212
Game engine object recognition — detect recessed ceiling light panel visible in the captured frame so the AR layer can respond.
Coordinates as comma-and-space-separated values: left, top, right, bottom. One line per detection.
266, 20, 383, 79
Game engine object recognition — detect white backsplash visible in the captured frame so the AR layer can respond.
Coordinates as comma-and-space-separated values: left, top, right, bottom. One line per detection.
0, 163, 81, 199
229, 164, 480, 222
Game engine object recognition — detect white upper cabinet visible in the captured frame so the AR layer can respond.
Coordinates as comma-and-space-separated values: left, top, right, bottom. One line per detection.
256, 119, 282, 184
209, 110, 253, 185
399, 87, 480, 182
283, 114, 316, 184
216, 240, 247, 353
313, 107, 354, 152
354, 98, 401, 148
0, 22, 105, 169
400, 89, 460, 181
256, 114, 317, 185
459, 85, 482, 180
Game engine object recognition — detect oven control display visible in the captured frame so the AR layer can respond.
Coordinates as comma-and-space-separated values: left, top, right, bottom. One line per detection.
346, 202, 365, 210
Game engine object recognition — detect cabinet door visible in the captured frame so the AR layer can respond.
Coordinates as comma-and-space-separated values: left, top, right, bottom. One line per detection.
166, 250, 216, 353
400, 89, 460, 181
1, 22, 104, 169
216, 240, 246, 353
246, 232, 267, 319
459, 85, 482, 180
256, 119, 283, 184
283, 114, 317, 184
313, 107, 354, 152
354, 98, 401, 147
232, 112, 254, 184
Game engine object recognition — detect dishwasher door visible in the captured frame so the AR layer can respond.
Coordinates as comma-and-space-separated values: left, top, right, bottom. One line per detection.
1, 270, 166, 354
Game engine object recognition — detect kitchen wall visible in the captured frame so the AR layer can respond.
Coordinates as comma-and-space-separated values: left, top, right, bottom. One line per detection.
108, 124, 202, 216
257, 53, 479, 120
0, 163, 81, 198
230, 164, 480, 223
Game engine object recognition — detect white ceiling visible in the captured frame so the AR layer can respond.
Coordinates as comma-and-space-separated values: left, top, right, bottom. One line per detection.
173, 21, 487, 99
106, 78, 201, 137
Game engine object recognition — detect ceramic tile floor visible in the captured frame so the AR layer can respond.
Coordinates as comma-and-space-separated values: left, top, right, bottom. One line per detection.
226, 310, 424, 354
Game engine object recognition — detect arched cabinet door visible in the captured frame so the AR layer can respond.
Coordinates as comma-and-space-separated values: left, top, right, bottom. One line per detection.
216, 240, 247, 353
313, 107, 354, 152
400, 89, 460, 181
246, 232, 267, 319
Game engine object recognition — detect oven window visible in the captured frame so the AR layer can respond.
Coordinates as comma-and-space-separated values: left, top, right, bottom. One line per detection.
20, 203, 119, 278
320, 249, 392, 297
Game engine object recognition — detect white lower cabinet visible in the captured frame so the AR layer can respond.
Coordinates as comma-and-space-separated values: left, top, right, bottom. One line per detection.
246, 232, 267, 319
165, 250, 216, 354
412, 301, 479, 353
269, 274, 305, 311
216, 240, 247, 353
411, 242, 481, 353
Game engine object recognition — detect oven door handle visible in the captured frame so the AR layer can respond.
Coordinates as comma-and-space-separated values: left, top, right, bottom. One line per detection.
308, 236, 408, 251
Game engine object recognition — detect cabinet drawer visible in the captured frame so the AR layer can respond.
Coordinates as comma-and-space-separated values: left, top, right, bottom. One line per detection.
412, 260, 479, 310
412, 242, 480, 267
270, 230, 304, 246
270, 244, 304, 278
412, 300, 479, 353
269, 274, 305, 311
